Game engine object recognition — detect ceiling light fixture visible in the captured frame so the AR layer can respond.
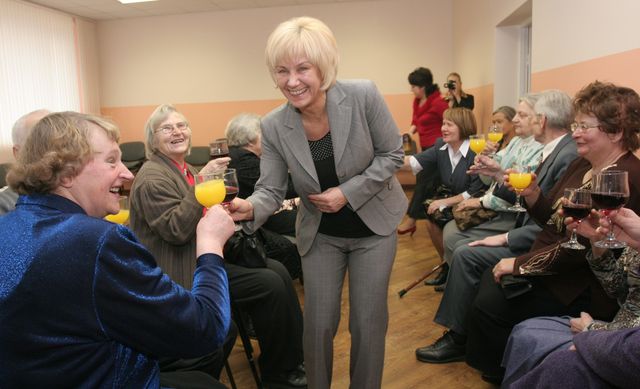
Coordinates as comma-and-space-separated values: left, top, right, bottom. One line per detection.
117, 0, 158, 4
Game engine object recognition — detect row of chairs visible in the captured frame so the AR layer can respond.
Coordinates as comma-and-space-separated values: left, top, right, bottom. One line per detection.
119, 141, 212, 174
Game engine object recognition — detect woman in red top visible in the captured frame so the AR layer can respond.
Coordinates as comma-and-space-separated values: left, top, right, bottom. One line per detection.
398, 67, 449, 234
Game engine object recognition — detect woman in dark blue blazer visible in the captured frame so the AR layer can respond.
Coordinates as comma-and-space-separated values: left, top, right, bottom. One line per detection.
408, 107, 486, 283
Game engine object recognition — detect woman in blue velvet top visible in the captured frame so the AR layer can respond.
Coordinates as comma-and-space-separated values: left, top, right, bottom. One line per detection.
0, 112, 235, 388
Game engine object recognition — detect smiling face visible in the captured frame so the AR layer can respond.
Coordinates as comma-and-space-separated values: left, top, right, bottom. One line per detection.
512, 101, 538, 138
67, 124, 134, 218
274, 57, 326, 112
153, 112, 191, 162
572, 112, 623, 162
441, 119, 461, 144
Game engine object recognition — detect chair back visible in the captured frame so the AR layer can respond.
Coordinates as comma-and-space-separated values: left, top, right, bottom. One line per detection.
0, 163, 11, 187
185, 146, 211, 172
120, 142, 146, 174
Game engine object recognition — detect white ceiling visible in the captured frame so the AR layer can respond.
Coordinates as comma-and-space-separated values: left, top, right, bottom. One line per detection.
26, 0, 378, 20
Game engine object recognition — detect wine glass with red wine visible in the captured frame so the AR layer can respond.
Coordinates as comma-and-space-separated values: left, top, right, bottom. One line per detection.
591, 170, 629, 249
221, 168, 239, 206
561, 188, 592, 250
210, 139, 229, 160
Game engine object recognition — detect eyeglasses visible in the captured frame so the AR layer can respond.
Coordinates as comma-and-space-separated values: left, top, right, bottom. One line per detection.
155, 121, 189, 134
570, 122, 600, 133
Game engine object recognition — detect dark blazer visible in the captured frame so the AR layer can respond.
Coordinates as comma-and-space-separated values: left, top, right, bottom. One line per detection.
0, 194, 230, 388
515, 152, 640, 319
228, 146, 296, 200
413, 137, 486, 197
246, 80, 408, 255
508, 134, 579, 252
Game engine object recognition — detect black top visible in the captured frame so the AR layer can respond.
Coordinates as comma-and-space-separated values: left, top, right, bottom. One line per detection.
308, 132, 373, 238
451, 94, 475, 110
228, 146, 297, 200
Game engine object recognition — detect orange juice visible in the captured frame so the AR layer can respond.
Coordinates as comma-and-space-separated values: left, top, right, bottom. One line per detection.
195, 179, 226, 208
105, 210, 130, 225
488, 132, 504, 142
509, 173, 532, 190
469, 138, 486, 154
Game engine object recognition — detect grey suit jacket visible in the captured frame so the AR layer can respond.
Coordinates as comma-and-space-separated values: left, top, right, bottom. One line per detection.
508, 134, 578, 252
246, 80, 408, 255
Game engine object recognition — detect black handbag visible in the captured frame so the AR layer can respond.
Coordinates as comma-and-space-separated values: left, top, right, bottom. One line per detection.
423, 184, 454, 228
223, 229, 268, 268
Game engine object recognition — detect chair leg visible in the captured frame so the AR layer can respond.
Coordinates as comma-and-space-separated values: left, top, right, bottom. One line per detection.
224, 360, 237, 389
232, 304, 262, 389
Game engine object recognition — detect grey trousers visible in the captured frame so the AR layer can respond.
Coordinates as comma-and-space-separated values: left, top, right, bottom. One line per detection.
434, 241, 523, 335
442, 212, 518, 264
301, 232, 397, 389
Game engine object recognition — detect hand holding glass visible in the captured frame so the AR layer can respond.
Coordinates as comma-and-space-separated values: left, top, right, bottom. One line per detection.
561, 188, 592, 250
508, 165, 532, 212
591, 170, 629, 248
105, 195, 130, 225
195, 172, 226, 208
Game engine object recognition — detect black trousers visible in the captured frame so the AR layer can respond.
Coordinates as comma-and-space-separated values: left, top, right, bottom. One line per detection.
407, 164, 438, 220
260, 227, 302, 280
465, 269, 590, 376
263, 209, 297, 237
159, 321, 238, 388
225, 259, 304, 379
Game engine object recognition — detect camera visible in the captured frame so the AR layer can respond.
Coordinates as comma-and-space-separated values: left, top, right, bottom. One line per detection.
444, 80, 456, 90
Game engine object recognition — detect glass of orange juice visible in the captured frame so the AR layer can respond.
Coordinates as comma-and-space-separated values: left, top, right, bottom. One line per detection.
508, 165, 532, 212
105, 196, 130, 225
195, 172, 226, 208
469, 135, 486, 155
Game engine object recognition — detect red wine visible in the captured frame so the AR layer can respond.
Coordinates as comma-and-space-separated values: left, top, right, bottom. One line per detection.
591, 192, 628, 210
562, 205, 591, 219
210, 152, 229, 160
222, 186, 238, 204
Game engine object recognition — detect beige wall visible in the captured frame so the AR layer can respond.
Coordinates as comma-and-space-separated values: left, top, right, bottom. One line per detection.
96, 0, 453, 142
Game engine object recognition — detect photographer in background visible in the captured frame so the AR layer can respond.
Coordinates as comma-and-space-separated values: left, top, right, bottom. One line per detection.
444, 72, 474, 110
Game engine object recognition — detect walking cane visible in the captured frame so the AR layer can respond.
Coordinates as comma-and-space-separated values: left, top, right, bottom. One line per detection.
397, 263, 443, 298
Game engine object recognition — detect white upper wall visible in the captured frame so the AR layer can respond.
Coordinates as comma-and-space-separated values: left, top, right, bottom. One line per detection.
96, 0, 453, 107
532, 0, 640, 72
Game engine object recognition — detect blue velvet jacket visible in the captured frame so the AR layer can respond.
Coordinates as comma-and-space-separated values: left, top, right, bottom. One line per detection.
0, 194, 230, 388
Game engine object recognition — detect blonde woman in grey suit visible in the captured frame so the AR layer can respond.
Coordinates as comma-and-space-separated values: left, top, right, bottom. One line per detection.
230, 16, 408, 389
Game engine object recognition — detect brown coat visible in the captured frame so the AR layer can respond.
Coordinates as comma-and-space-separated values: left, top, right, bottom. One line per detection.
129, 152, 202, 289
514, 153, 640, 319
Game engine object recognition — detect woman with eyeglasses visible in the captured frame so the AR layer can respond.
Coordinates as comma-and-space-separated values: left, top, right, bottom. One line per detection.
129, 104, 306, 389
464, 81, 640, 384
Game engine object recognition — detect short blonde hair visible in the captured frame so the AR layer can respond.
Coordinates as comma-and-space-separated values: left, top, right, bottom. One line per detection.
443, 107, 477, 140
265, 16, 339, 91
7, 112, 119, 194
144, 104, 190, 159
225, 113, 261, 147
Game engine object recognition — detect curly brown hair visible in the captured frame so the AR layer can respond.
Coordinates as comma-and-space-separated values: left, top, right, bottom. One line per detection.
573, 81, 640, 151
7, 112, 120, 194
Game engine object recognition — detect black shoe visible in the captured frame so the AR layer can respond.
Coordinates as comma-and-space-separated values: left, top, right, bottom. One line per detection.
481, 372, 503, 386
415, 331, 465, 363
262, 368, 307, 389
424, 263, 449, 286
434, 283, 446, 292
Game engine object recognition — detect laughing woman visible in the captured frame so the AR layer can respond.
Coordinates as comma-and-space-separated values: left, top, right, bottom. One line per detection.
230, 16, 407, 389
